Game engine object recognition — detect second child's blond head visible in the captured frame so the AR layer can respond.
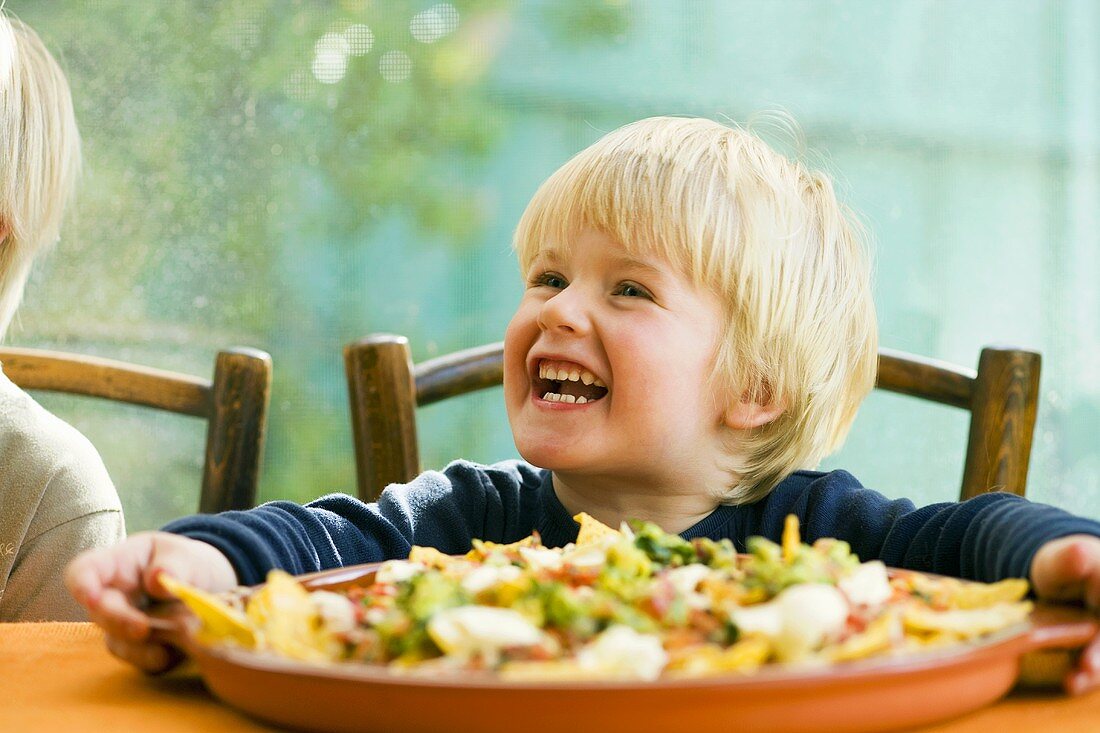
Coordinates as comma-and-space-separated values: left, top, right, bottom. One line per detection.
0, 15, 81, 338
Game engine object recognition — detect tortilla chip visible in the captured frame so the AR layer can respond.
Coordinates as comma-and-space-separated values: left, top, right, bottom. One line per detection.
902, 601, 1033, 638
828, 611, 900, 662
499, 659, 607, 681
904, 630, 962, 650
949, 578, 1030, 609
782, 514, 800, 565
247, 570, 337, 661
666, 636, 771, 677
409, 545, 457, 569
159, 573, 256, 648
574, 512, 621, 547
467, 534, 540, 560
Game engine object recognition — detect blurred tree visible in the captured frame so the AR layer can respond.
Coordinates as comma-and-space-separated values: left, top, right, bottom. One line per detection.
13, 0, 628, 526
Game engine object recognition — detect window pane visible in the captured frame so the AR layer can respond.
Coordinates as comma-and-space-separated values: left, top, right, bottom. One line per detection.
12, 1, 1099, 529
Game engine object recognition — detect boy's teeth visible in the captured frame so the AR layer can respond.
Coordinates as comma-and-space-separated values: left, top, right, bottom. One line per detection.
539, 361, 605, 387
542, 392, 588, 404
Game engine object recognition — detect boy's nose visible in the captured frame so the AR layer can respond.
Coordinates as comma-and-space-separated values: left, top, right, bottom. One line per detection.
537, 288, 591, 335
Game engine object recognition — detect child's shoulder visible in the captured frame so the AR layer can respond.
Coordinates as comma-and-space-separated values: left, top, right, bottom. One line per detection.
436, 458, 547, 486
773, 467, 869, 498
373, 458, 548, 504
0, 367, 113, 489
753, 467, 905, 525
0, 368, 119, 542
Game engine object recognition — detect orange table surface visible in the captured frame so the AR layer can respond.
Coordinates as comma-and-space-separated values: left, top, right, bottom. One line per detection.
4, 622, 1100, 732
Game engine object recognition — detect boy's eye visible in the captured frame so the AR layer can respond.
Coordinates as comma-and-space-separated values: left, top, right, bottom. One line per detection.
613, 281, 653, 299
531, 272, 567, 289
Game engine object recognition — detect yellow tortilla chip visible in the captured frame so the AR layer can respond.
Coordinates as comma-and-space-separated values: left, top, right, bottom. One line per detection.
247, 570, 335, 662
574, 512, 620, 547
666, 637, 771, 677
904, 630, 962, 650
499, 659, 608, 681
159, 573, 256, 648
713, 635, 771, 672
409, 545, 457, 569
782, 514, 800, 564
467, 534, 540, 560
902, 600, 1033, 638
949, 578, 1030, 609
828, 611, 900, 662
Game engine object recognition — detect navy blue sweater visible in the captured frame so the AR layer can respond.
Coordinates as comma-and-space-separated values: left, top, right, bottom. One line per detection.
164, 460, 1100, 587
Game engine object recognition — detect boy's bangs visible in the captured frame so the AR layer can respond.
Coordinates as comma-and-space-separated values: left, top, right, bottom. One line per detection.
515, 145, 701, 280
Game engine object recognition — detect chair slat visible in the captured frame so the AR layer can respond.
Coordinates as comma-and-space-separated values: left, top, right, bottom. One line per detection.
415, 341, 505, 406
960, 348, 1040, 500
0, 345, 271, 514
201, 348, 273, 513
875, 348, 974, 409
0, 347, 210, 416
345, 336, 1041, 503
345, 335, 419, 501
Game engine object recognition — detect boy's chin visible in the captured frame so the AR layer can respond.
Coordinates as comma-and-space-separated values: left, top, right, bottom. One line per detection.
513, 441, 587, 472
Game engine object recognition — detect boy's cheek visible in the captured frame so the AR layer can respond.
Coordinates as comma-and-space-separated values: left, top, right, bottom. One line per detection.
501, 357, 530, 419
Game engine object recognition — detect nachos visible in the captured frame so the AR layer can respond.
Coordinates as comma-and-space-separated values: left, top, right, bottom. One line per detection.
164, 514, 1032, 681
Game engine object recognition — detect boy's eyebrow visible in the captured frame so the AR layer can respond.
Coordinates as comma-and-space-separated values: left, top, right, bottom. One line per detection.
534, 246, 580, 265
536, 248, 667, 277
604, 252, 670, 281
613, 254, 665, 276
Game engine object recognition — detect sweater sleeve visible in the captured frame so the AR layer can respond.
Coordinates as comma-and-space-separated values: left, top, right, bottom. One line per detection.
163, 460, 544, 585
749, 471, 1100, 583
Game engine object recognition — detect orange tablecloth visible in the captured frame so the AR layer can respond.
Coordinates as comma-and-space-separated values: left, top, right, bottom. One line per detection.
4, 623, 273, 731
4, 622, 1100, 732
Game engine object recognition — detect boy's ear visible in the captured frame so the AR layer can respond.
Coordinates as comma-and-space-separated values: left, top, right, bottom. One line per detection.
0, 221, 8, 245
723, 388, 786, 430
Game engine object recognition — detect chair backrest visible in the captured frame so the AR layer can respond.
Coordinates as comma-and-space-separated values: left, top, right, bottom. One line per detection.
345, 334, 1040, 503
0, 346, 272, 513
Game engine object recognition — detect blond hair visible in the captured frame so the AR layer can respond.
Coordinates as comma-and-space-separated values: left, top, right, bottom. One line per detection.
513, 116, 877, 503
0, 14, 81, 338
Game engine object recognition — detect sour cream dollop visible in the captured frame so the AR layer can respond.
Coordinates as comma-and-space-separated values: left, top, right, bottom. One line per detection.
730, 583, 849, 662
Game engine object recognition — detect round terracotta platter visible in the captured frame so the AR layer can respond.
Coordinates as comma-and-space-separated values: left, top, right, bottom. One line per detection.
163, 562, 1098, 733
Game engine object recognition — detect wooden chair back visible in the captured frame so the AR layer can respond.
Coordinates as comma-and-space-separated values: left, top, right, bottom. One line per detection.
0, 346, 272, 513
345, 334, 1040, 503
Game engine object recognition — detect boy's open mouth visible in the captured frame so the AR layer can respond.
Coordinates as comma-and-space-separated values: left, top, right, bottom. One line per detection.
535, 360, 608, 404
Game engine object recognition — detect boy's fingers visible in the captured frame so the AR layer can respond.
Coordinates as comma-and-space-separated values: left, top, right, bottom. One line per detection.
64, 553, 106, 606
1033, 536, 1100, 601
66, 534, 157, 607
1065, 631, 1100, 693
1032, 537, 1100, 696
1066, 670, 1087, 696
144, 535, 239, 599
139, 534, 231, 599
94, 587, 152, 641
1084, 570, 1100, 612
104, 634, 176, 674
144, 558, 200, 600
66, 546, 131, 604
1083, 636, 1100, 674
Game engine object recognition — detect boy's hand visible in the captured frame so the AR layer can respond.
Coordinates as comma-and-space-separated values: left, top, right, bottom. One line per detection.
65, 531, 237, 673
1030, 534, 1100, 695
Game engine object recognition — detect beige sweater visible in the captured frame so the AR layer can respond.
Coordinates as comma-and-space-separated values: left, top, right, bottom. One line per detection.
0, 368, 125, 621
